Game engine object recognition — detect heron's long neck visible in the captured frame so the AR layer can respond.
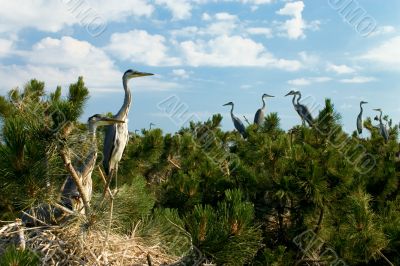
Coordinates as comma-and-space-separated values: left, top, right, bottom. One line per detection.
379, 111, 383, 123
230, 104, 236, 119
296, 93, 302, 104
116, 78, 131, 120
359, 103, 364, 115
292, 95, 297, 106
261, 97, 266, 109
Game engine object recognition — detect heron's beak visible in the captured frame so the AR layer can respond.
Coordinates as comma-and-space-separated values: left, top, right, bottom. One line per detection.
136, 71, 154, 77
223, 103, 231, 106
100, 117, 125, 125
285, 92, 293, 96
264, 94, 275, 98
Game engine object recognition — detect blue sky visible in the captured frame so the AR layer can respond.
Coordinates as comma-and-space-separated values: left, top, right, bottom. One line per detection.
0, 0, 399, 133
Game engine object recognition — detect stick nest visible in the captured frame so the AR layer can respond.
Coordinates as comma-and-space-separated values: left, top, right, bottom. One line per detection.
0, 219, 180, 265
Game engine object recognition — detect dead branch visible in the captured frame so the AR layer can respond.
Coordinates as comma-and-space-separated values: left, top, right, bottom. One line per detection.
59, 146, 91, 217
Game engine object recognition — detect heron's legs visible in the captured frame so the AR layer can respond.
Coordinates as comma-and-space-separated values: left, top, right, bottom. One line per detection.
102, 168, 115, 200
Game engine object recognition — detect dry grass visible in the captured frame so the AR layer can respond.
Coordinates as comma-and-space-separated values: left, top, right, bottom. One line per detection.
0, 219, 180, 265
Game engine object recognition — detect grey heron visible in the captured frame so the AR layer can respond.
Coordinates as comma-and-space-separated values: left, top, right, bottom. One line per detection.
22, 115, 123, 225
357, 101, 368, 135
254, 93, 274, 126
103, 69, 153, 191
285, 90, 314, 127
373, 108, 389, 142
223, 102, 247, 138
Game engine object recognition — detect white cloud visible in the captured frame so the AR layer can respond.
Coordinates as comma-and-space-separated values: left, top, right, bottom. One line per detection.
298, 51, 320, 68
246, 27, 273, 38
202, 13, 212, 21
172, 69, 190, 79
180, 35, 302, 70
0, 0, 153, 33
360, 36, 400, 70
326, 63, 356, 74
240, 0, 274, 4
27, 36, 114, 69
0, 38, 13, 57
339, 76, 377, 84
215, 12, 238, 21
288, 76, 331, 86
106, 30, 181, 66
368, 25, 396, 37
0, 36, 179, 93
170, 12, 238, 37
276, 1, 305, 39
155, 0, 192, 20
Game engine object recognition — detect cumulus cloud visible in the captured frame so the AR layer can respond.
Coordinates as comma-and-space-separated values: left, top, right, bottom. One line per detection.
0, 36, 179, 93
0, 38, 13, 57
172, 69, 190, 79
155, 0, 192, 20
288, 76, 331, 86
180, 35, 302, 70
0, 0, 153, 33
339, 76, 377, 84
105, 30, 181, 66
276, 1, 305, 39
368, 25, 396, 37
170, 12, 239, 37
359, 36, 400, 70
326, 63, 356, 74
246, 27, 273, 38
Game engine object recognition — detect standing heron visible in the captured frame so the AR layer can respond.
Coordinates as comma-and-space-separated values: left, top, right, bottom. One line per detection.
254, 93, 274, 126
357, 101, 368, 135
22, 114, 123, 225
103, 69, 153, 192
223, 102, 247, 138
374, 108, 389, 142
285, 90, 314, 127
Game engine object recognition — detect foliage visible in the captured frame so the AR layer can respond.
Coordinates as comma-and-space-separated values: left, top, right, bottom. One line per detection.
1, 79, 400, 265
0, 246, 40, 266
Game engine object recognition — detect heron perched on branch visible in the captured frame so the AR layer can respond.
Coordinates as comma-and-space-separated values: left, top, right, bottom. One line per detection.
254, 93, 274, 126
357, 101, 368, 135
223, 102, 247, 138
374, 108, 389, 142
285, 90, 314, 127
22, 114, 123, 226
103, 69, 153, 193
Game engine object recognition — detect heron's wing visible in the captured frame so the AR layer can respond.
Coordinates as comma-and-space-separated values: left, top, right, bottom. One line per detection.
232, 116, 247, 137
103, 124, 116, 176
299, 105, 314, 126
254, 109, 264, 125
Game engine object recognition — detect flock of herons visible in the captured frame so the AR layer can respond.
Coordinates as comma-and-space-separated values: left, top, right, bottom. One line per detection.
224, 91, 390, 142
21, 69, 394, 225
